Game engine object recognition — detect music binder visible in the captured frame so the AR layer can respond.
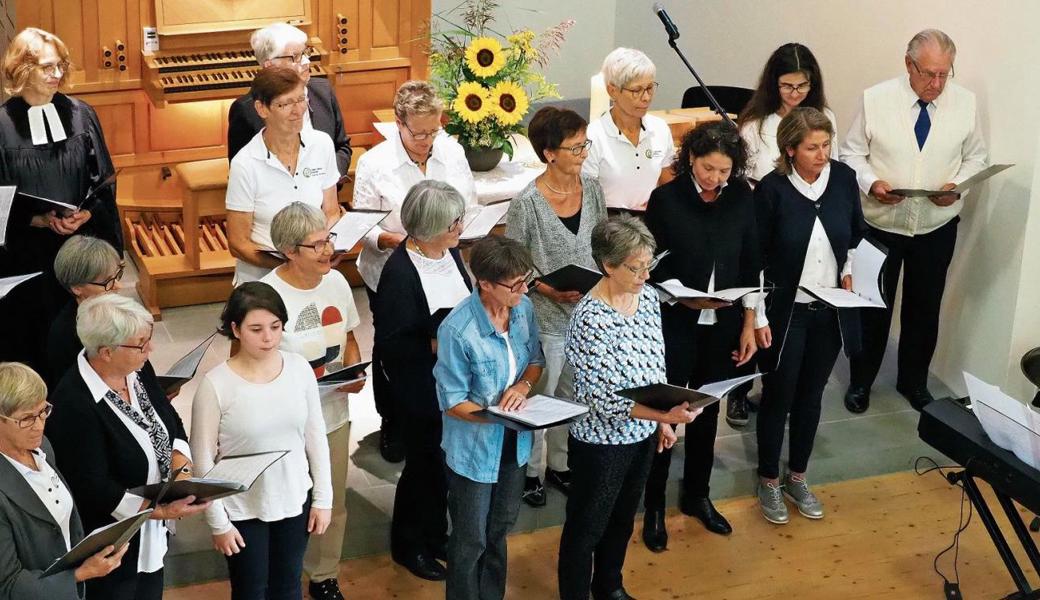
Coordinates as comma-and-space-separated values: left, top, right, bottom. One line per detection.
154, 331, 218, 394
316, 361, 371, 384
477, 395, 589, 432
330, 210, 389, 253
891, 163, 1013, 197
14, 170, 120, 217
0, 186, 14, 247
460, 201, 510, 241
128, 450, 289, 503
617, 374, 761, 412
534, 264, 602, 295
0, 272, 42, 301
798, 238, 887, 309
652, 279, 766, 304
41, 509, 154, 577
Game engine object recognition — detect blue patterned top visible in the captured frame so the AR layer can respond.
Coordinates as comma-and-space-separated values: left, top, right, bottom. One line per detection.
565, 285, 664, 444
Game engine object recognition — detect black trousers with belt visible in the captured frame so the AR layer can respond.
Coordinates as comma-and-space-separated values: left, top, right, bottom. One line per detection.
644, 307, 738, 509
850, 219, 958, 391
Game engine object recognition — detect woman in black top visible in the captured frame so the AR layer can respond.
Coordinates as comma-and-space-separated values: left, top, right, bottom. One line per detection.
753, 107, 864, 525
373, 180, 472, 581
642, 121, 761, 549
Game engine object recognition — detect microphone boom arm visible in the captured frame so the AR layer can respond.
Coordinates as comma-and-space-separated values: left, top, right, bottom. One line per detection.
666, 37, 737, 128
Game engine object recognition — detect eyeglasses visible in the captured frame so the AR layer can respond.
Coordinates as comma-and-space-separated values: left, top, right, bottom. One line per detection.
88, 263, 126, 291
492, 272, 536, 294
557, 139, 592, 156
778, 81, 811, 94
621, 256, 662, 276
620, 82, 660, 99
448, 214, 465, 232
401, 121, 442, 141
116, 327, 154, 353
910, 59, 954, 82
273, 95, 308, 111
36, 61, 69, 77
273, 46, 314, 64
0, 402, 53, 429
296, 233, 338, 254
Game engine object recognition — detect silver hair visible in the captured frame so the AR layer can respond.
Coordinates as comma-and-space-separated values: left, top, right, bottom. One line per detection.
400, 180, 466, 241
601, 47, 657, 89
591, 215, 656, 270
251, 23, 308, 65
906, 29, 956, 62
393, 80, 444, 121
53, 235, 120, 292
0, 362, 47, 418
271, 202, 327, 253
77, 294, 153, 358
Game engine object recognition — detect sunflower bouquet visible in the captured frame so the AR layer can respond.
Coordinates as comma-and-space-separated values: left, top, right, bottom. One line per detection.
428, 0, 573, 163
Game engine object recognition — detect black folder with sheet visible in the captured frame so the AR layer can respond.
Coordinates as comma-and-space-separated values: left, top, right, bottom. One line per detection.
534, 264, 602, 295
616, 383, 720, 411
129, 450, 289, 503
42, 509, 154, 577
316, 361, 371, 384
15, 169, 120, 216
154, 331, 218, 394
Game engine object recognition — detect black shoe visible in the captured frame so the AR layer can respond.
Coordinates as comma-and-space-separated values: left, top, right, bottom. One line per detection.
897, 385, 935, 411
641, 508, 667, 552
546, 468, 571, 495
379, 419, 405, 463
843, 385, 871, 414
308, 578, 345, 600
726, 391, 749, 427
392, 550, 447, 581
592, 587, 637, 600
680, 496, 732, 536
521, 476, 546, 507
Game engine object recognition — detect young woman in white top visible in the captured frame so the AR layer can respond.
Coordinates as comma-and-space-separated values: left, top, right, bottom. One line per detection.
582, 47, 675, 212
225, 66, 342, 284
738, 43, 838, 182
190, 282, 332, 599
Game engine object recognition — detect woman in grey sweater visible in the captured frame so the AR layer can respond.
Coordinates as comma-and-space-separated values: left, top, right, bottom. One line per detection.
505, 106, 607, 506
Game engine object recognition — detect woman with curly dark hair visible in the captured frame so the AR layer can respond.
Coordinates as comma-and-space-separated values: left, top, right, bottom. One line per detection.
640, 120, 762, 550
738, 43, 836, 181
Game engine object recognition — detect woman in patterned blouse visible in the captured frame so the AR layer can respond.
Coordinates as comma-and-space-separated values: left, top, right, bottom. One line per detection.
557, 216, 702, 600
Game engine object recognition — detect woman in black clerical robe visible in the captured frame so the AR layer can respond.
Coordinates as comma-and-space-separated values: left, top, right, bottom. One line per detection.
0, 28, 121, 373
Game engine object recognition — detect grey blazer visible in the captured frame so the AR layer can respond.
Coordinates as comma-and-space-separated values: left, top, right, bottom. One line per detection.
0, 436, 86, 600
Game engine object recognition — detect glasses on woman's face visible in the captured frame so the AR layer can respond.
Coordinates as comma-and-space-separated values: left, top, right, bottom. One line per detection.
296, 233, 338, 254
447, 214, 465, 233
402, 120, 442, 142
273, 95, 308, 111
116, 327, 154, 353
621, 255, 661, 277
620, 82, 660, 100
0, 402, 52, 429
273, 46, 314, 65
36, 61, 69, 77
492, 272, 536, 294
557, 139, 592, 156
88, 263, 126, 291
778, 81, 811, 95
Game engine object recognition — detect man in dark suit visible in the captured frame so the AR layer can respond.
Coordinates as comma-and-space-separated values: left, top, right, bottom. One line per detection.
227, 23, 352, 180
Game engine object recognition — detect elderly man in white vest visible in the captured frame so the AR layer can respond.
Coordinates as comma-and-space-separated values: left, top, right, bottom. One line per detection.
839, 29, 988, 413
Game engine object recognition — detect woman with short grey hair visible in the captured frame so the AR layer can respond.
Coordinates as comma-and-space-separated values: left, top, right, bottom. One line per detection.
373, 180, 471, 581
583, 47, 675, 211
45, 235, 125, 387
47, 294, 208, 600
558, 215, 702, 600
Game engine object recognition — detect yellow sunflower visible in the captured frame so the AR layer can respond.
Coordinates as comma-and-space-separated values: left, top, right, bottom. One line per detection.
465, 37, 507, 78
489, 80, 529, 126
453, 81, 492, 124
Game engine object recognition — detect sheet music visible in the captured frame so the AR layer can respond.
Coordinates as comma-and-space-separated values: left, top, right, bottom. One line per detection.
695, 373, 762, 399
331, 211, 389, 252
0, 186, 14, 247
965, 372, 1040, 470
460, 202, 510, 240
655, 279, 760, 303
800, 239, 887, 309
164, 332, 217, 379
486, 394, 588, 427
0, 272, 42, 300
203, 450, 289, 487
891, 163, 1014, 196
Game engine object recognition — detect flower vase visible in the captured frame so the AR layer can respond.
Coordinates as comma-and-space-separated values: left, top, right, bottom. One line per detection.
464, 146, 504, 172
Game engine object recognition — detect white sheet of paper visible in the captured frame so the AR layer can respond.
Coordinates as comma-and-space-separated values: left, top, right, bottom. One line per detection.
695, 373, 762, 399
0, 272, 41, 301
656, 279, 759, 303
0, 186, 14, 247
331, 211, 389, 252
798, 286, 880, 308
486, 394, 588, 427
374, 121, 397, 141
203, 450, 289, 487
460, 202, 510, 240
954, 163, 1014, 192
164, 332, 217, 379
965, 372, 1040, 471
850, 238, 886, 307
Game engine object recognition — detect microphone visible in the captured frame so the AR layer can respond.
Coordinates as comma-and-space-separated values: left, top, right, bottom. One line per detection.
652, 3, 680, 41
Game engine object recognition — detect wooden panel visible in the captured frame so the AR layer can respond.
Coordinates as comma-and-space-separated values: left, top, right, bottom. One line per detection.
147, 99, 225, 151
370, 0, 399, 50
334, 67, 407, 146
156, 0, 311, 35
93, 103, 136, 156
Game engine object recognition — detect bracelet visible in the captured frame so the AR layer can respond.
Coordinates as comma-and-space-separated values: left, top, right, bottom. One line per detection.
519, 379, 533, 390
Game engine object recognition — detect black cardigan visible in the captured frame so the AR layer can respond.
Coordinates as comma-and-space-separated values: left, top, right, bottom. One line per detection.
227, 77, 352, 182
44, 360, 188, 572
373, 242, 472, 417
645, 175, 761, 331
754, 160, 866, 370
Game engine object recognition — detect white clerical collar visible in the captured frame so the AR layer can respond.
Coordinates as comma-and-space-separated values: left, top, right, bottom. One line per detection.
26, 103, 67, 146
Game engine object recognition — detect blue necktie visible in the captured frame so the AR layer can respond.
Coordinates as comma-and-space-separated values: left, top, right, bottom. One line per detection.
914, 99, 931, 150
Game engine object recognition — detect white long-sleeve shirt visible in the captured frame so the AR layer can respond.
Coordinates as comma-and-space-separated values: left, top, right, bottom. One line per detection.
190, 351, 332, 535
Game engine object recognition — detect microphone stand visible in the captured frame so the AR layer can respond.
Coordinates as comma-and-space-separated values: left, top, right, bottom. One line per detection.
665, 37, 737, 129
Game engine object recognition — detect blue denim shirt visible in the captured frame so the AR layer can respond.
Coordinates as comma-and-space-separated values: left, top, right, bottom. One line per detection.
435, 288, 544, 484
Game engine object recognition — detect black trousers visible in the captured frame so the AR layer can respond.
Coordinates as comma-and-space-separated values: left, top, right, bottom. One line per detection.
850, 219, 958, 391
365, 285, 397, 427
85, 567, 163, 600
644, 314, 737, 509
391, 413, 448, 555
226, 497, 311, 600
558, 436, 654, 600
756, 304, 842, 480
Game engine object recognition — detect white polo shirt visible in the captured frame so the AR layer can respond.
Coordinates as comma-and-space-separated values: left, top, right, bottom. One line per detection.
352, 130, 477, 291
226, 127, 341, 283
582, 112, 675, 211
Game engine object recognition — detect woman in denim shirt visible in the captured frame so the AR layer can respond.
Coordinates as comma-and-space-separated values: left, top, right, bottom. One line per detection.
434, 235, 545, 600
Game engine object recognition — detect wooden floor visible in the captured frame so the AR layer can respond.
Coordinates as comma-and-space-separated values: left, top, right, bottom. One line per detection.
165, 471, 1040, 599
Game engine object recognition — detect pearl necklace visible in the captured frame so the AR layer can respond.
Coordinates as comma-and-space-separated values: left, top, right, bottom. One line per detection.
542, 174, 580, 196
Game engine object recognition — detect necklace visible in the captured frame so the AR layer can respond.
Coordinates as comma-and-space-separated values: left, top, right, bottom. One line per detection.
410, 238, 429, 259
542, 174, 580, 196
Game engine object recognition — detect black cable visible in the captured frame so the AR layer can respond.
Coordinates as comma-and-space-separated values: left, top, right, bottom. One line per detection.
914, 456, 974, 588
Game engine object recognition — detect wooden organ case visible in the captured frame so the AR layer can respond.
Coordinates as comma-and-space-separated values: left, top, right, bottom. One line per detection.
17, 0, 429, 317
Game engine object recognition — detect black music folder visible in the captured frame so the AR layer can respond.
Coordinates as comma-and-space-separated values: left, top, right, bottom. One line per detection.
15, 170, 120, 216
42, 509, 153, 577
616, 383, 718, 411
316, 361, 371, 384
0, 272, 42, 301
154, 331, 218, 394
129, 450, 289, 503
535, 264, 602, 294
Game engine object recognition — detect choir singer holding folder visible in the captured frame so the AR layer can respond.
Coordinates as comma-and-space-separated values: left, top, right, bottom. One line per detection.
0, 362, 127, 600
753, 107, 864, 525
46, 294, 209, 600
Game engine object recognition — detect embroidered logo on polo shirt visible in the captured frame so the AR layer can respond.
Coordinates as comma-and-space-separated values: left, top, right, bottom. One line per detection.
302, 167, 326, 178
646, 149, 662, 159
